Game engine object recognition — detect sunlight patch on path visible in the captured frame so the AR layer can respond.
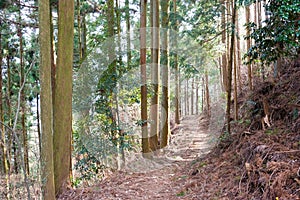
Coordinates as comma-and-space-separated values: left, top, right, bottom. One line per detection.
122, 115, 215, 172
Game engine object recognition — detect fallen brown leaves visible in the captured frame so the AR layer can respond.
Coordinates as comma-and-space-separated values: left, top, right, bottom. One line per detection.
58, 62, 300, 199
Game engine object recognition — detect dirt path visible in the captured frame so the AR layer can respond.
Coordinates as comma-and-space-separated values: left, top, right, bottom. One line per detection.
59, 115, 214, 200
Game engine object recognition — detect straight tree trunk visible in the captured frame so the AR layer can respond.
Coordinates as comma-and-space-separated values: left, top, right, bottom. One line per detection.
195, 77, 199, 115
39, 0, 56, 198
246, 5, 253, 90
185, 79, 188, 115
125, 0, 131, 69
81, 15, 87, 59
236, 11, 242, 92
219, 61, 224, 92
160, 0, 170, 148
205, 72, 210, 117
36, 92, 41, 159
115, 0, 125, 168
6, 48, 11, 174
226, 0, 236, 134
6, 47, 17, 174
226, 0, 231, 79
77, 0, 82, 60
202, 77, 204, 112
221, 0, 227, 92
140, 0, 150, 154
18, 3, 29, 175
149, 0, 160, 151
233, 2, 239, 121
173, 0, 180, 124
53, 0, 74, 195
191, 78, 194, 115
257, 0, 265, 80
0, 32, 10, 199
234, 31, 238, 121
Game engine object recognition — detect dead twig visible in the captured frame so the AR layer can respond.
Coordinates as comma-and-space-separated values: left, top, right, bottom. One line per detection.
270, 150, 300, 154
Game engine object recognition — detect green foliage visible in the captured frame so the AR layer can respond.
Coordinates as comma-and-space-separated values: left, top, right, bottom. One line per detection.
245, 0, 300, 65
176, 191, 185, 197
72, 123, 108, 184
220, 131, 231, 142
182, 0, 222, 44
198, 161, 207, 168
265, 128, 279, 135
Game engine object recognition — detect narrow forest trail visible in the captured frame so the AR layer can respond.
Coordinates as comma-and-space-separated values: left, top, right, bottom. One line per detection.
60, 115, 216, 200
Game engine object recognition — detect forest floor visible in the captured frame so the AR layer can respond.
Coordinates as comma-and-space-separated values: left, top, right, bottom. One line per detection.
60, 63, 300, 200
59, 115, 216, 200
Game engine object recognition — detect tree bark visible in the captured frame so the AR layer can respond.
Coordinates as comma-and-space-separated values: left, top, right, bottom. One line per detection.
39, 0, 56, 198
226, 0, 236, 134
0, 32, 10, 199
221, 0, 227, 92
125, 0, 131, 69
6, 45, 17, 174
149, 0, 160, 151
77, 0, 82, 60
140, 0, 150, 154
191, 78, 194, 115
185, 79, 188, 115
53, 0, 74, 195
196, 77, 199, 115
246, 5, 253, 90
205, 72, 210, 117
160, 0, 170, 149
18, 1, 29, 175
202, 77, 204, 112
236, 11, 242, 92
234, 29, 238, 121
173, 0, 180, 124
36, 92, 41, 160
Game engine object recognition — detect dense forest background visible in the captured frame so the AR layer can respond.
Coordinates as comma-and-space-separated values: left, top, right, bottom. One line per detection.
0, 0, 299, 199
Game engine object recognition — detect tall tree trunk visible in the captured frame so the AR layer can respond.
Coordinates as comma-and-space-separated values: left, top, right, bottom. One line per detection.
195, 77, 199, 115
226, 0, 236, 134
6, 48, 11, 174
236, 11, 242, 92
53, 0, 74, 195
254, 1, 257, 26
246, 5, 253, 90
234, 3, 239, 121
234, 31, 238, 121
77, 0, 82, 60
140, 0, 150, 154
160, 0, 170, 149
125, 0, 131, 69
81, 15, 87, 59
185, 79, 188, 115
6, 46, 16, 174
149, 0, 160, 151
191, 78, 194, 115
257, 0, 265, 80
0, 33, 10, 200
205, 72, 210, 117
221, 0, 227, 92
115, 0, 125, 168
257, 0, 262, 28
202, 77, 204, 113
36, 92, 41, 159
39, 0, 56, 198
18, 2, 29, 175
226, 0, 231, 78
173, 0, 180, 124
